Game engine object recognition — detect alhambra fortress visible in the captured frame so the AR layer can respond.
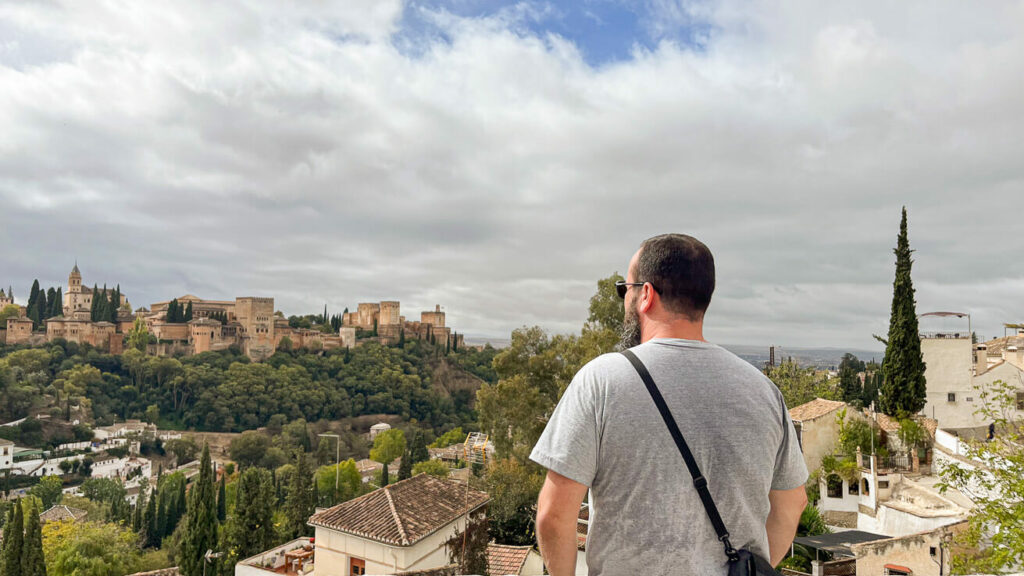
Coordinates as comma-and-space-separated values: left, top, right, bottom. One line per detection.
1, 265, 463, 360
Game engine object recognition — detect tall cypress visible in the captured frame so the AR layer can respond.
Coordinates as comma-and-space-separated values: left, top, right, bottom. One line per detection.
225, 468, 275, 566
90, 284, 100, 321
27, 280, 40, 320
22, 500, 46, 576
50, 287, 63, 317
283, 453, 314, 539
181, 444, 219, 576
143, 486, 158, 547
880, 207, 928, 416
216, 474, 226, 523
2, 500, 24, 576
184, 301, 193, 322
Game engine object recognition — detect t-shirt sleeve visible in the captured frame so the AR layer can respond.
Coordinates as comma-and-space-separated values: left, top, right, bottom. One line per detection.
771, 402, 809, 491
529, 365, 601, 488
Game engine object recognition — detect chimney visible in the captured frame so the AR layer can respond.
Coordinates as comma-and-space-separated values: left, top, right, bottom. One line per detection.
975, 344, 988, 375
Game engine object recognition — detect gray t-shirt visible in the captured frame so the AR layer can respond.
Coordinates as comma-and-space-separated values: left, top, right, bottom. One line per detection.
530, 338, 808, 576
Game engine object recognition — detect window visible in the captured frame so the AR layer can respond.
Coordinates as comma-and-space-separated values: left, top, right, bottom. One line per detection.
948, 393, 956, 402
879, 480, 890, 489
350, 558, 366, 576
862, 478, 870, 495
1017, 392, 1024, 411
826, 474, 843, 498
848, 480, 860, 495
930, 546, 938, 557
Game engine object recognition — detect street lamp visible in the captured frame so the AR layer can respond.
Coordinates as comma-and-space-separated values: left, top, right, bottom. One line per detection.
318, 432, 341, 502
203, 549, 224, 576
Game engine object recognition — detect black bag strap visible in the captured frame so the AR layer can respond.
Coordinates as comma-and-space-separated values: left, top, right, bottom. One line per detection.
620, 349, 740, 563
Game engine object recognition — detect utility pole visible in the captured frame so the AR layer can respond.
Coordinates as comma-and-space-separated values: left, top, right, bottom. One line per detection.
318, 432, 341, 503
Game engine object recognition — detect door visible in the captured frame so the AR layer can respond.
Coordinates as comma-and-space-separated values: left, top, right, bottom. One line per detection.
349, 557, 365, 576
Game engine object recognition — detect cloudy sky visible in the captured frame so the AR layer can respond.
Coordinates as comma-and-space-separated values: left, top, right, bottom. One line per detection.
2, 1, 1023, 349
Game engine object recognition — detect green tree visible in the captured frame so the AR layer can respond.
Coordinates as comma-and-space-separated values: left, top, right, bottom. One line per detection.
229, 431, 271, 470
370, 429, 406, 470
766, 360, 840, 409
0, 304, 22, 324
838, 353, 864, 404
143, 486, 158, 547
184, 301, 193, 322
283, 453, 314, 540
315, 460, 362, 507
29, 476, 63, 509
412, 460, 450, 478
430, 427, 466, 448
879, 207, 927, 416
223, 467, 275, 572
180, 444, 219, 576
166, 437, 199, 466
216, 474, 227, 523
126, 317, 149, 353
397, 451, 412, 481
50, 288, 63, 318
44, 519, 142, 576
485, 458, 544, 545
20, 500, 45, 576
3, 499, 24, 576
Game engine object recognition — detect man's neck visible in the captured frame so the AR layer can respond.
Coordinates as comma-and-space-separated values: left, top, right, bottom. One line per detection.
641, 319, 706, 343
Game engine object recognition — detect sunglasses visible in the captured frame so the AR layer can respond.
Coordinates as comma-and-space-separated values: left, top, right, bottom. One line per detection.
615, 280, 659, 299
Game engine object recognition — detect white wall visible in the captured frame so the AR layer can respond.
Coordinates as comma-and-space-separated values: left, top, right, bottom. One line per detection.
921, 338, 976, 427
858, 503, 964, 537
818, 475, 860, 513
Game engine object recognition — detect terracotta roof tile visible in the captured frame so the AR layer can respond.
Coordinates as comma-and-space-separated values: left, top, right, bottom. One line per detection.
39, 505, 87, 523
486, 544, 533, 576
308, 474, 489, 546
789, 398, 847, 422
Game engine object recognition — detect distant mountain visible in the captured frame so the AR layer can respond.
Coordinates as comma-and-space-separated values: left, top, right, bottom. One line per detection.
464, 335, 882, 371
722, 344, 884, 371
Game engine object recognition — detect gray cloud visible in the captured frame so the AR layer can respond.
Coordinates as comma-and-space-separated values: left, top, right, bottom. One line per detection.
2, 1, 1023, 349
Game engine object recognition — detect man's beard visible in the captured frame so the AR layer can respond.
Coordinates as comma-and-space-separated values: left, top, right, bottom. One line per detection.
619, 300, 641, 349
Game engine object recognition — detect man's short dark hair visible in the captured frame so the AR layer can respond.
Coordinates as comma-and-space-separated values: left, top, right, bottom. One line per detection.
634, 234, 715, 321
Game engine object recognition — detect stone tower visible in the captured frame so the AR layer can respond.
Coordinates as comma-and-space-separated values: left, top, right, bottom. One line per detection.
68, 263, 82, 293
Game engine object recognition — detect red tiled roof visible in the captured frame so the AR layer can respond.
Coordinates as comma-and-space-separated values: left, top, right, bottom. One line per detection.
789, 398, 846, 422
871, 411, 938, 438
308, 474, 489, 546
486, 544, 533, 576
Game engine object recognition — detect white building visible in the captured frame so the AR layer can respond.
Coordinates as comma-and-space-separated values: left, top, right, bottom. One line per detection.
236, 538, 314, 576
0, 438, 13, 470
368, 423, 391, 441
308, 474, 489, 576
920, 329, 1024, 429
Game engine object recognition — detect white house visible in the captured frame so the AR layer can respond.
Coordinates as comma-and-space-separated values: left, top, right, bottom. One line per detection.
308, 473, 489, 576
236, 538, 315, 576
0, 438, 13, 470
920, 331, 1024, 428
368, 423, 391, 441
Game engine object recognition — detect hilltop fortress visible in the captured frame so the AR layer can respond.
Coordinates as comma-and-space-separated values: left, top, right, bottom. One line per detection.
3, 265, 464, 360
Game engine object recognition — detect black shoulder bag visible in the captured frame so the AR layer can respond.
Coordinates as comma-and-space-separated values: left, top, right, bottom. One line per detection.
620, 350, 782, 576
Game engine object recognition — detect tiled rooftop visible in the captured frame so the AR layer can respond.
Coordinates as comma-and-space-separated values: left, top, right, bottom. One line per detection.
486, 543, 533, 576
308, 474, 489, 547
789, 398, 846, 422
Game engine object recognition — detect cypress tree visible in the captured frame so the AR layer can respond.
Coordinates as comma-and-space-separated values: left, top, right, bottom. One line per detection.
380, 459, 389, 487
44, 288, 56, 319
37, 289, 48, 321
180, 444, 219, 576
225, 468, 275, 565
216, 473, 226, 523
283, 453, 314, 539
133, 488, 146, 532
185, 301, 193, 323
398, 450, 412, 481
410, 431, 429, 465
51, 287, 63, 317
879, 207, 928, 417
143, 486, 158, 547
27, 280, 40, 320
2, 499, 24, 576
90, 284, 100, 321
22, 499, 46, 576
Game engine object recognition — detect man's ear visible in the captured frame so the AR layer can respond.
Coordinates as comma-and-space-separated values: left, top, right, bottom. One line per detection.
637, 283, 656, 314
